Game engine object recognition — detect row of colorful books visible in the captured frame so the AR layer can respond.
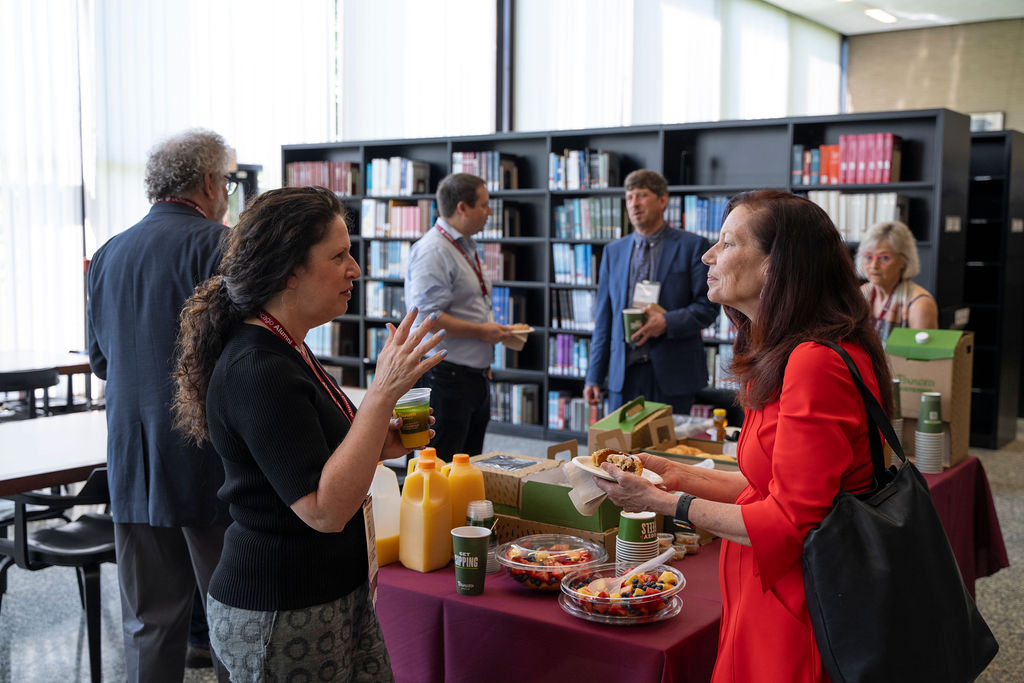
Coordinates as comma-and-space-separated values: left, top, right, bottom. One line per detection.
553, 196, 627, 240
285, 161, 360, 195
366, 327, 389, 362
452, 151, 519, 191
365, 240, 411, 279
551, 243, 597, 286
360, 199, 436, 238
491, 286, 526, 327
550, 288, 596, 331
791, 133, 902, 186
707, 344, 740, 391
804, 191, 908, 241
490, 382, 541, 425
364, 281, 406, 320
701, 308, 737, 342
548, 149, 621, 190
366, 157, 430, 197
306, 321, 344, 357
548, 334, 591, 379
491, 342, 520, 370
681, 195, 728, 243
547, 392, 606, 432
479, 243, 515, 283
479, 199, 522, 239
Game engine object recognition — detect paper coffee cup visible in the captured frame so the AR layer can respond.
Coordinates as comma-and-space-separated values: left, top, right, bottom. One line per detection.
917, 392, 943, 434
618, 511, 657, 542
622, 308, 646, 344
451, 526, 490, 596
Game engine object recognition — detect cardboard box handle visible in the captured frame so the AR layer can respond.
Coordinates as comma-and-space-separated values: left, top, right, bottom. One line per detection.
618, 396, 646, 423
645, 414, 675, 449
593, 430, 628, 452
547, 440, 578, 461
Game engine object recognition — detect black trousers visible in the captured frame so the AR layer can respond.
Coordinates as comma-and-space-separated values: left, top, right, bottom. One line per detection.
420, 361, 491, 461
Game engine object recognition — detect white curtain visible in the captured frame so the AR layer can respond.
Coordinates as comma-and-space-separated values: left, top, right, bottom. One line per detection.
86, 0, 337, 249
339, 0, 497, 140
0, 0, 87, 353
514, 0, 841, 131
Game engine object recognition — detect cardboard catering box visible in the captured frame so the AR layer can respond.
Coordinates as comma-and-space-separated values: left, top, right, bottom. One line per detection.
519, 466, 623, 532
646, 437, 740, 471
587, 396, 677, 455
885, 329, 973, 467
494, 513, 620, 562
469, 452, 561, 516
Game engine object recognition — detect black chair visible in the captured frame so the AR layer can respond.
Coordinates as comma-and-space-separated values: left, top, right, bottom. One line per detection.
0, 468, 116, 682
0, 367, 60, 420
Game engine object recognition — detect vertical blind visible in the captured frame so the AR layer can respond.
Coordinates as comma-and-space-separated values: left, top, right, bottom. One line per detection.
514, 0, 841, 131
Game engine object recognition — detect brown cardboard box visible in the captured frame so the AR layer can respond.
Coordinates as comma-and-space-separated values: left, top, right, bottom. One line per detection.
885, 329, 973, 466
494, 513, 620, 561
469, 452, 561, 515
587, 396, 677, 454
647, 438, 740, 471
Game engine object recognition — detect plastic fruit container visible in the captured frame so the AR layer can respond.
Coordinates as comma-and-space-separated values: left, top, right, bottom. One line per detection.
495, 533, 607, 592
560, 562, 685, 618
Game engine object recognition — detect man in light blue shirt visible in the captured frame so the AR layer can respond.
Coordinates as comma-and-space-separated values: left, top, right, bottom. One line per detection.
405, 173, 515, 460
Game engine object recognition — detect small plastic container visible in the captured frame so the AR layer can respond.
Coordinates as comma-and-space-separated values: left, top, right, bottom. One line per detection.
495, 533, 607, 591
560, 562, 686, 620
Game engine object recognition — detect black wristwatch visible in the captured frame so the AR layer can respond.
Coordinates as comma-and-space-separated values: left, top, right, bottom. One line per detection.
674, 493, 696, 527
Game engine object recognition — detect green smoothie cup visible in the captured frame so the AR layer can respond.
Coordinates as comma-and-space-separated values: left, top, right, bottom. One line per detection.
394, 387, 431, 448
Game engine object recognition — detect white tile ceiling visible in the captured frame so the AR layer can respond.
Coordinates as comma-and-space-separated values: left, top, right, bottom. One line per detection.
766, 0, 1024, 35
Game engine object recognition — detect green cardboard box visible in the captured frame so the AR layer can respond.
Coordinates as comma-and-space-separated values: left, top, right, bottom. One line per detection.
518, 467, 623, 532
885, 329, 973, 466
586, 396, 677, 454
469, 452, 561, 516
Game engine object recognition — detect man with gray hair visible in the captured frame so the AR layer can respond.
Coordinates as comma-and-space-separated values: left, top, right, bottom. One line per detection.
88, 128, 234, 682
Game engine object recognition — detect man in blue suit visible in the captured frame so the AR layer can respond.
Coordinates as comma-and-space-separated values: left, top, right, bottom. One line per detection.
584, 170, 718, 414
88, 129, 232, 682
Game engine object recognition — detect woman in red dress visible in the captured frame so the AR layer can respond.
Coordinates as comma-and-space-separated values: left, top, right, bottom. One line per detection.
595, 190, 892, 682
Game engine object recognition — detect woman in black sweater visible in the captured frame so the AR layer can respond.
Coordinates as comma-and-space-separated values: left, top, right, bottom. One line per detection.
173, 186, 444, 682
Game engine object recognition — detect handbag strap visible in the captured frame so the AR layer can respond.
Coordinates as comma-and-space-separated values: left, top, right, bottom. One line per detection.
822, 341, 906, 488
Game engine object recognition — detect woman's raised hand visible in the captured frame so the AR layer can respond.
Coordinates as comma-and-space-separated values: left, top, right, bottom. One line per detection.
369, 308, 446, 403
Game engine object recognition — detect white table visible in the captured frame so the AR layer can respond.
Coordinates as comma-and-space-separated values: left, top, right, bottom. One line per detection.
0, 410, 107, 496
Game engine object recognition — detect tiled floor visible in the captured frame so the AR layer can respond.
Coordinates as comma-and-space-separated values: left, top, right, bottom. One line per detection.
1, 429, 1021, 681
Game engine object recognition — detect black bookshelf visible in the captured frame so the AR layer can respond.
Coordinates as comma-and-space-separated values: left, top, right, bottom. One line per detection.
282, 109, 971, 442
964, 130, 1024, 447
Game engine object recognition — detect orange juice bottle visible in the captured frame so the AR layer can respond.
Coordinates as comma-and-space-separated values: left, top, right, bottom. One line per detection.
407, 446, 439, 478
399, 458, 452, 572
444, 453, 486, 530
369, 463, 401, 566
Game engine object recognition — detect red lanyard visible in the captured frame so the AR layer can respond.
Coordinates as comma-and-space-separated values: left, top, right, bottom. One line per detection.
257, 310, 355, 423
156, 198, 207, 219
870, 286, 897, 332
435, 224, 489, 299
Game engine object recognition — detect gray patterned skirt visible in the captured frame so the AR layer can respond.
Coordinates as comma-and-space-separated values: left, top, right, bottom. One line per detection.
207, 582, 393, 682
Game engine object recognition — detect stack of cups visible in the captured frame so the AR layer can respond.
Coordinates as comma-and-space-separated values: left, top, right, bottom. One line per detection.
914, 392, 944, 474
616, 511, 659, 570
465, 500, 500, 573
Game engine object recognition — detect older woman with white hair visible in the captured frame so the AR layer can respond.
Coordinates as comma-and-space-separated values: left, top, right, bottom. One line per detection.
856, 220, 937, 342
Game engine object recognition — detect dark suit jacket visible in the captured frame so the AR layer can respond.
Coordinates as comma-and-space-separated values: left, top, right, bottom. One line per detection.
88, 203, 229, 526
586, 226, 719, 398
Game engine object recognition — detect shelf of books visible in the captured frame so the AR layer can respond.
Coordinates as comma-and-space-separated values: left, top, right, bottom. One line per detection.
282, 109, 970, 441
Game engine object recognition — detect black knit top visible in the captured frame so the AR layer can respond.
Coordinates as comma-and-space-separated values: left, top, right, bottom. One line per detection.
206, 324, 367, 611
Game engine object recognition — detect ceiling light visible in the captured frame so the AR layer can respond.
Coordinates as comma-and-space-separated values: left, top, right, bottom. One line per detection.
864, 8, 898, 24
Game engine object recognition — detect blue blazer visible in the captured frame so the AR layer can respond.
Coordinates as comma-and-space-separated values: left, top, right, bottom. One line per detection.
586, 227, 719, 397
88, 203, 230, 527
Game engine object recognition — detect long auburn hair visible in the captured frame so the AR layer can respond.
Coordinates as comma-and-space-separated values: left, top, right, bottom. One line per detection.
173, 186, 345, 443
723, 190, 892, 415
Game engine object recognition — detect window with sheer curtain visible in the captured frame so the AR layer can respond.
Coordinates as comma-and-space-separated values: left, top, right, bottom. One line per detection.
514, 0, 841, 131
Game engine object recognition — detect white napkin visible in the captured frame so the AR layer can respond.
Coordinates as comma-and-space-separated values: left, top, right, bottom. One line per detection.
565, 460, 610, 515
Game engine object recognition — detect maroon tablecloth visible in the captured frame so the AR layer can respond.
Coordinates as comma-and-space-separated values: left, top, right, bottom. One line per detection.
377, 541, 724, 683
922, 455, 1009, 596
377, 456, 1008, 681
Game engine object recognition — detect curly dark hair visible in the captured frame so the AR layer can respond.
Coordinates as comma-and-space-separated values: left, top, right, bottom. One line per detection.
145, 128, 230, 202
722, 190, 892, 415
173, 186, 346, 443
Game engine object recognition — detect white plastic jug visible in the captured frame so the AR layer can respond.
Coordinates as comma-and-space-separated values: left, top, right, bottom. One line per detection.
370, 462, 401, 566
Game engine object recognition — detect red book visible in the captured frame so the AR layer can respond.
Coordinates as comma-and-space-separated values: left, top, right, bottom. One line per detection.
853, 134, 866, 184
838, 135, 850, 184
827, 145, 842, 185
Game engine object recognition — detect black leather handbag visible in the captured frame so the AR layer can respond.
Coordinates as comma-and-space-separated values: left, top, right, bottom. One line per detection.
802, 342, 998, 683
